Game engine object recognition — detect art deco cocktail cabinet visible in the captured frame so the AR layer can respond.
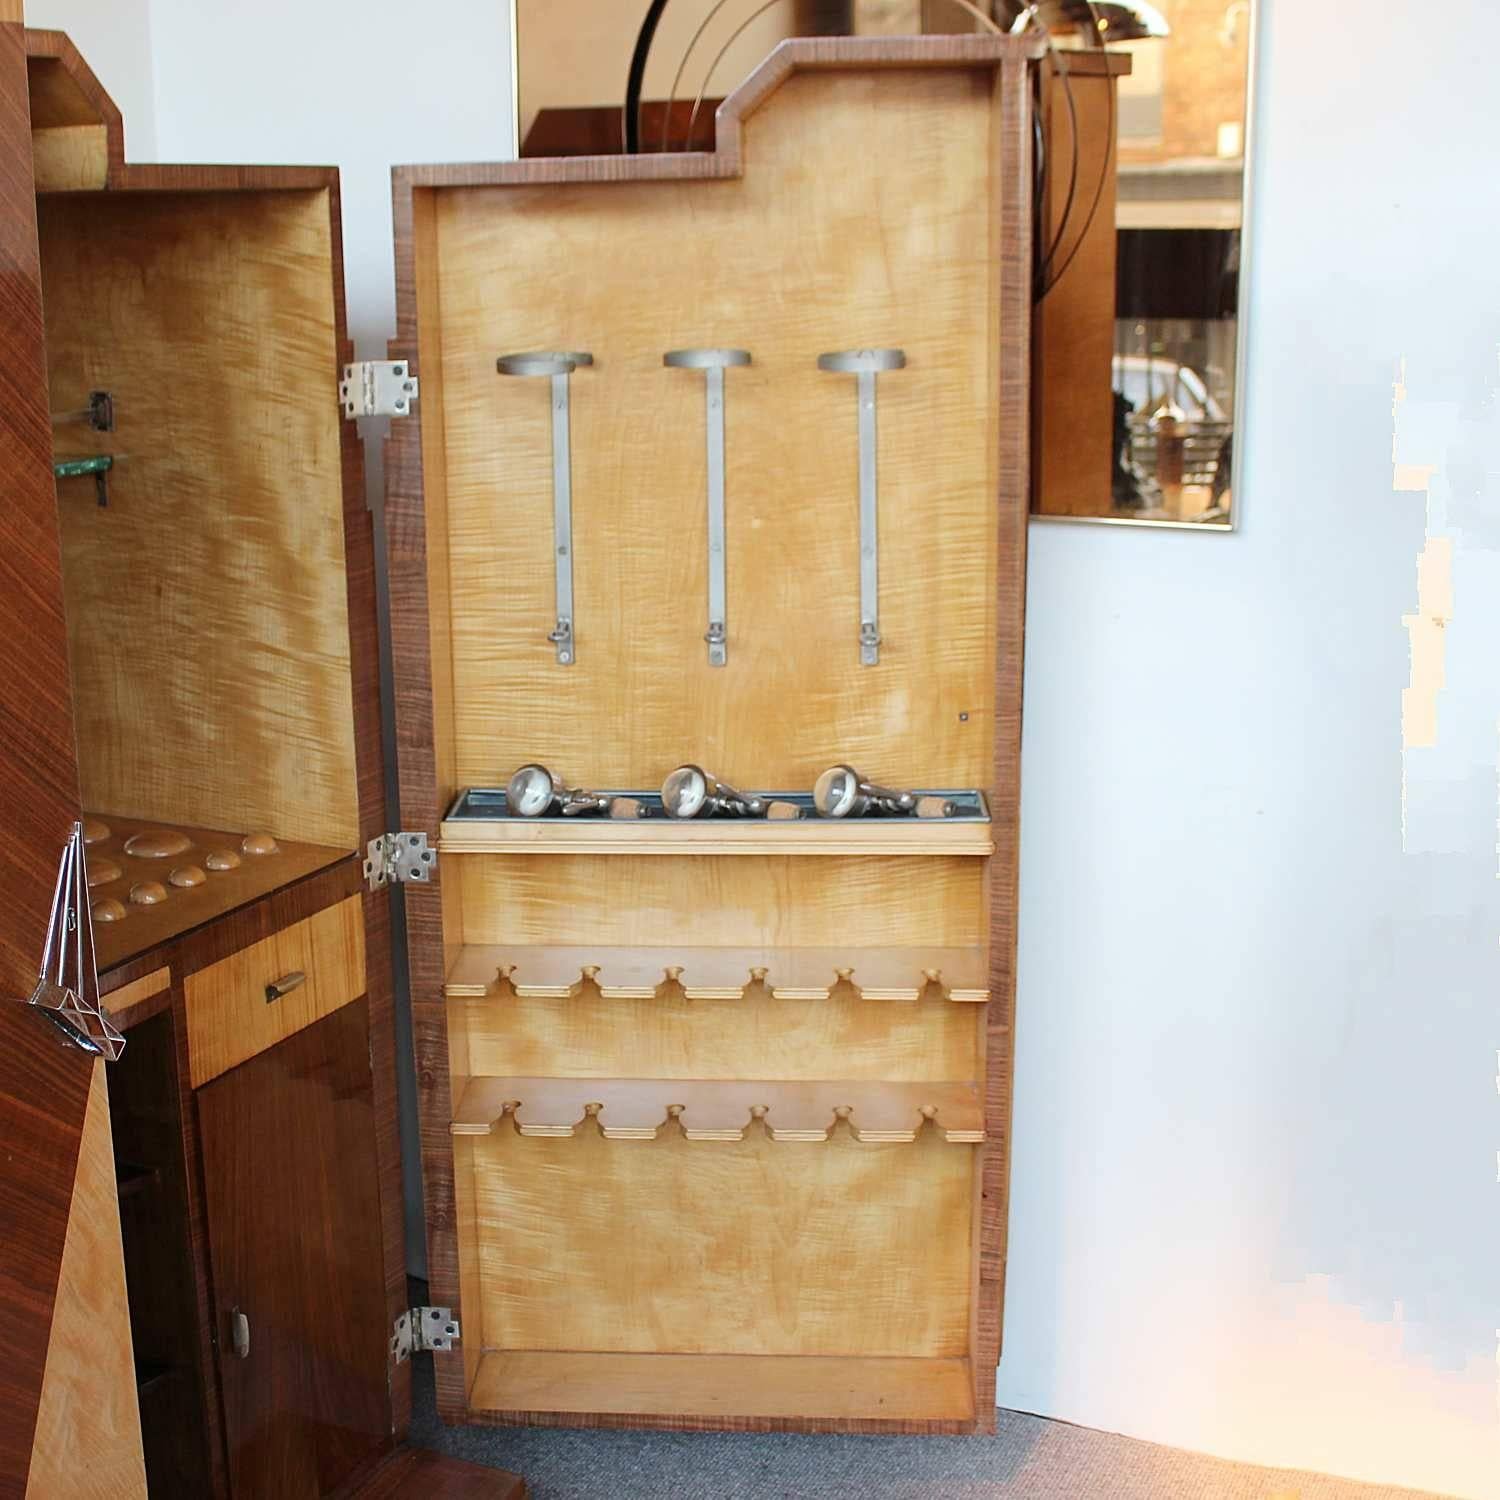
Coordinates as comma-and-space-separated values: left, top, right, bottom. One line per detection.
1, 14, 1038, 1493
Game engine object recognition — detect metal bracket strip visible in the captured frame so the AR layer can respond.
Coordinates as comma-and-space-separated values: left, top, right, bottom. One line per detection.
497, 351, 593, 665
817, 348, 906, 665
664, 349, 751, 666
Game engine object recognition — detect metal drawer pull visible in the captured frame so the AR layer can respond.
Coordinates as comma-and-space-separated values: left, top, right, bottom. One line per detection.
231, 1307, 250, 1359
264, 971, 306, 1004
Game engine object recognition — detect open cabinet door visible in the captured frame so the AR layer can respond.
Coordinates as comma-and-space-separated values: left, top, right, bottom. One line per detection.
0, 9, 146, 1495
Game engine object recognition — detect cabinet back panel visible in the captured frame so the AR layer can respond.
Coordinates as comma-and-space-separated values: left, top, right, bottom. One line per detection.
455, 987, 979, 1082
420, 65, 999, 791
455, 852, 985, 947
472, 1126, 972, 1357
39, 189, 358, 848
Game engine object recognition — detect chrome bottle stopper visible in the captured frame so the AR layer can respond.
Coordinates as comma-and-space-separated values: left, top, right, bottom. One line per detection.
812, 764, 918, 818
660, 765, 765, 819
505, 763, 640, 818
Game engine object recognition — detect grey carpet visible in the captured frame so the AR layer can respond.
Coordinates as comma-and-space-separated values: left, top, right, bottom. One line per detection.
407, 1355, 1452, 1500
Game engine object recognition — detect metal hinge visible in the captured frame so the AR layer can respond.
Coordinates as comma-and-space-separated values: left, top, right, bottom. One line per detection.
363, 831, 436, 890
340, 360, 418, 419
392, 1306, 459, 1363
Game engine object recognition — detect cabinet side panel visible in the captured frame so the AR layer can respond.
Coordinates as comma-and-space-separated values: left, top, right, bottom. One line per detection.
0, 18, 81, 999
976, 55, 1033, 1430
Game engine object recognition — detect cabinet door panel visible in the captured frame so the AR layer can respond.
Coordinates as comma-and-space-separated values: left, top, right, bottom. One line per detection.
198, 998, 389, 1497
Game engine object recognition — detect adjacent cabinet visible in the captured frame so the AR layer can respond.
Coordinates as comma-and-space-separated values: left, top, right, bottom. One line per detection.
1, 17, 1036, 1495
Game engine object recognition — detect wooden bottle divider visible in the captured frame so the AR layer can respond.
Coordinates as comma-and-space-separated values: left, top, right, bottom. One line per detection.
449, 1077, 984, 1144
444, 945, 989, 1004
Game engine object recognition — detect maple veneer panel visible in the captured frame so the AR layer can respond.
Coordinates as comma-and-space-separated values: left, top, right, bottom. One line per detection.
454, 986, 979, 1082
471, 1350, 974, 1425
428, 66, 998, 791
25, 1062, 147, 1500
456, 852, 985, 947
38, 190, 359, 849
185, 895, 366, 1087
472, 1126, 971, 1357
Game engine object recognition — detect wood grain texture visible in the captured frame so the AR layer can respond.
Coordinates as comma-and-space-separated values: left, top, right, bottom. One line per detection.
440, 815, 993, 856
85, 816, 349, 972
430, 67, 999, 792
184, 895, 365, 1087
199, 1002, 389, 1499
471, 1126, 973, 1357
0, 20, 82, 1007
387, 37, 1036, 1433
452, 1077, 984, 1142
345, 1446, 527, 1500
470, 1351, 973, 1428
457, 853, 985, 947
28, 27, 409, 1433
976, 54, 1033, 1433
0, 1004, 96, 1496
1032, 53, 1125, 517
451, 980, 981, 1083
26, 1060, 147, 1500
98, 963, 169, 1031
39, 188, 358, 849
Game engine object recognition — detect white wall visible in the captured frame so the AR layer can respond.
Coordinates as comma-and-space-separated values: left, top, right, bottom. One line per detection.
996, 4, 1500, 1497
41, 3, 1500, 1496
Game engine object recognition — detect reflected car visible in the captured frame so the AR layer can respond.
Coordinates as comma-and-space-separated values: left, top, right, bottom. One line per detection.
1111, 354, 1231, 502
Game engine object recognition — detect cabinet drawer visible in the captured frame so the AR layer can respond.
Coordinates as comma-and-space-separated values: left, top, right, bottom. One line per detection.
185, 896, 365, 1087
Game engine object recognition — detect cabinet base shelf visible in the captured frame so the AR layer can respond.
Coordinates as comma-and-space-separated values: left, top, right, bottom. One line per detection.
467, 1351, 976, 1428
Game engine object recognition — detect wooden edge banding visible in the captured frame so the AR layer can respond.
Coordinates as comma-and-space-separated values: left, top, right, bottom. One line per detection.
974, 52, 1034, 1433
99, 965, 170, 1030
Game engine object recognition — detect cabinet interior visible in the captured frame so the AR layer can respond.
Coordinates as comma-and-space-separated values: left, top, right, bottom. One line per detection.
35, 181, 358, 967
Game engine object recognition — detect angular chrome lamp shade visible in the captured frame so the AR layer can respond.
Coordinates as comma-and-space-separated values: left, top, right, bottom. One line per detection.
1005, 1, 1170, 42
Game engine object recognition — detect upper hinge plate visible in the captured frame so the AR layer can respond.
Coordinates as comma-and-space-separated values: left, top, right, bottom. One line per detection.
363, 832, 436, 890
392, 1306, 459, 1363
340, 360, 418, 419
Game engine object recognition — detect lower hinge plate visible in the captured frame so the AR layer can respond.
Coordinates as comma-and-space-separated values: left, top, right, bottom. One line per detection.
392, 1306, 459, 1363
363, 832, 436, 891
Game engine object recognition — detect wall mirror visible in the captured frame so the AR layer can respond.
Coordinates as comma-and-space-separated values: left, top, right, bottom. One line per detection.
510, 0, 1256, 531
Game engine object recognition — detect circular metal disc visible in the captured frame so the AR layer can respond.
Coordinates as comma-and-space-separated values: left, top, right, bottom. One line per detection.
816, 348, 906, 373
661, 765, 709, 819
496, 351, 593, 377
813, 765, 862, 818
507, 763, 559, 817
663, 348, 752, 369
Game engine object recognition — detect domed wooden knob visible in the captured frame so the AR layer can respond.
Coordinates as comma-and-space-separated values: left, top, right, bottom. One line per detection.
205, 848, 242, 871
169, 865, 206, 889
82, 818, 111, 845
241, 832, 279, 856
92, 897, 126, 923
125, 830, 192, 859
87, 858, 122, 889
129, 881, 168, 906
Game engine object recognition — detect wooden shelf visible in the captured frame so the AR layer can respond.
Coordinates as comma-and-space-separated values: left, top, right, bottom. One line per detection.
84, 812, 352, 972
450, 1077, 983, 1143
468, 1351, 975, 1426
438, 816, 993, 858
445, 944, 989, 1003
